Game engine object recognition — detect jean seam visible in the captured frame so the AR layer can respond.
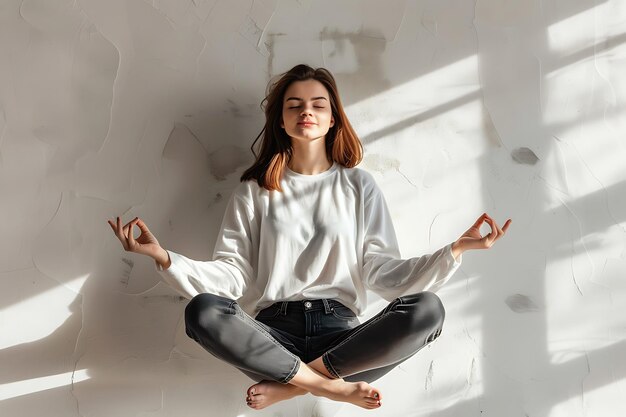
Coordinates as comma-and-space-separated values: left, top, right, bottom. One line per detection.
324, 314, 386, 359
281, 357, 301, 384
232, 304, 301, 378
322, 353, 341, 379
324, 297, 402, 358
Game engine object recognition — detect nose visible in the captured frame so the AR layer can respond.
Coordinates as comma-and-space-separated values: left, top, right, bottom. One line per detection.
300, 103, 313, 116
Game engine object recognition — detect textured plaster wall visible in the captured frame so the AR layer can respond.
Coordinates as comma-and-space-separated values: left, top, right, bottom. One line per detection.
1, 0, 625, 416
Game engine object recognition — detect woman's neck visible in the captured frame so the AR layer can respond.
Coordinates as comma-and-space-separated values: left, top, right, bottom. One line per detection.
288, 138, 332, 175
287, 159, 332, 175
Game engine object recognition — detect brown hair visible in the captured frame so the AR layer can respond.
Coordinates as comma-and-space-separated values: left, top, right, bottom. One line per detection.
240, 64, 363, 191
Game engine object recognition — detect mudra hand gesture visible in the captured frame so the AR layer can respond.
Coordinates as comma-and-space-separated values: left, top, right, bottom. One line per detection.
451, 213, 511, 259
107, 216, 163, 259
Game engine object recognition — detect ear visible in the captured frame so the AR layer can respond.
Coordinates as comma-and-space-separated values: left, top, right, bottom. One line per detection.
330, 116, 335, 127
280, 118, 284, 129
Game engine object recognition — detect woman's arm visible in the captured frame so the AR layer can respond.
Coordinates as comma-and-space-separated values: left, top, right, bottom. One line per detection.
360, 180, 462, 300
108, 183, 259, 301
153, 191, 259, 300
359, 175, 511, 301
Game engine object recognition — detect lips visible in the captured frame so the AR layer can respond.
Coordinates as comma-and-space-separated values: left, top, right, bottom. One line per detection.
297, 121, 316, 126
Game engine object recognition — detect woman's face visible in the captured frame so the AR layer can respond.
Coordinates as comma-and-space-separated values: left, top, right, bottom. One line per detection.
280, 79, 335, 144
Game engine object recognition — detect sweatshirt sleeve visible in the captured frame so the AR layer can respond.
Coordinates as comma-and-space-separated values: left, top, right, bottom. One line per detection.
361, 180, 462, 301
154, 186, 258, 300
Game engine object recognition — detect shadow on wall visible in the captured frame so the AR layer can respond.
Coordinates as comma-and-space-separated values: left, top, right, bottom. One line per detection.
0, 119, 254, 415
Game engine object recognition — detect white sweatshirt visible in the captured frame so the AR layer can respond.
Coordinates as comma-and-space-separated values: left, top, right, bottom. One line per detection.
155, 161, 462, 317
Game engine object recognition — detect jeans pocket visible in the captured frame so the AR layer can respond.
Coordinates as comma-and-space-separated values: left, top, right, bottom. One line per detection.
331, 305, 357, 320
255, 303, 281, 319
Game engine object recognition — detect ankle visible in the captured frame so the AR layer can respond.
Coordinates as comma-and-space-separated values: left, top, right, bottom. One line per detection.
292, 385, 308, 395
313, 376, 343, 397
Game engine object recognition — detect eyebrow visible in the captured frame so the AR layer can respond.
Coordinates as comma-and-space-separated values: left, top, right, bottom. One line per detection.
285, 97, 328, 102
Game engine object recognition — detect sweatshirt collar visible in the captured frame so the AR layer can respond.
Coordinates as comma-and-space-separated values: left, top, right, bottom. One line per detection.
283, 161, 338, 180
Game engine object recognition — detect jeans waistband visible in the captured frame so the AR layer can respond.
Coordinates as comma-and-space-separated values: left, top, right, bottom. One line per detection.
269, 299, 347, 315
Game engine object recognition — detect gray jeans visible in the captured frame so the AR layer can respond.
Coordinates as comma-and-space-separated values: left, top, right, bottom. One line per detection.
184, 291, 445, 384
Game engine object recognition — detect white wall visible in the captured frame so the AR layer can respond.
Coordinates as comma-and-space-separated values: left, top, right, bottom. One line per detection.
1, 0, 625, 416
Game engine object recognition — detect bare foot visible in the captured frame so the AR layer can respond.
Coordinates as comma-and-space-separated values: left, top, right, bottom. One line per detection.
312, 379, 382, 410
245, 380, 307, 410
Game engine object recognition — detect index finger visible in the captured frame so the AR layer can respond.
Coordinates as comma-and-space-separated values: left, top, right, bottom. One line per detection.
472, 213, 488, 228
135, 218, 150, 232
484, 216, 498, 242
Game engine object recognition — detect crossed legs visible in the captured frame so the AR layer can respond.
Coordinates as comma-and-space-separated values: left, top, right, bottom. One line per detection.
184, 292, 445, 410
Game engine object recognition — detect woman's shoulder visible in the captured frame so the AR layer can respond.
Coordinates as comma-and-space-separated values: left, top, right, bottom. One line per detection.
233, 178, 260, 191
339, 164, 380, 193
231, 178, 262, 202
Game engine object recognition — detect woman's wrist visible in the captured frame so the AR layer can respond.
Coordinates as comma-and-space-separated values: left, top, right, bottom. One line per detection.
154, 247, 172, 269
451, 240, 464, 261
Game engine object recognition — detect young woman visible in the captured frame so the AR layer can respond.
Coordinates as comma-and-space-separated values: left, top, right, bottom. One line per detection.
108, 64, 511, 410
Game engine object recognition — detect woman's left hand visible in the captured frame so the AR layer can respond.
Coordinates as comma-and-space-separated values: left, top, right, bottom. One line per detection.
451, 213, 511, 259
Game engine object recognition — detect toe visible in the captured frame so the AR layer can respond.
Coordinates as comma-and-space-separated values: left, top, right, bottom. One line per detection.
248, 386, 263, 398
250, 384, 265, 396
366, 401, 381, 409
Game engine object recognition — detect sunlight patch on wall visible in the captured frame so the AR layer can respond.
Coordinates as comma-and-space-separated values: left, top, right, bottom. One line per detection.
547, 4, 604, 55
345, 55, 480, 138
0, 275, 85, 348
0, 369, 90, 401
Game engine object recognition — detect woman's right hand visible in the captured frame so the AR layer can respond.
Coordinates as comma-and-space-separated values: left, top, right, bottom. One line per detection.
107, 216, 163, 260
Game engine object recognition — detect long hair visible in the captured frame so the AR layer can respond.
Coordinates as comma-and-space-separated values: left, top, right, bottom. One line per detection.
240, 64, 363, 191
